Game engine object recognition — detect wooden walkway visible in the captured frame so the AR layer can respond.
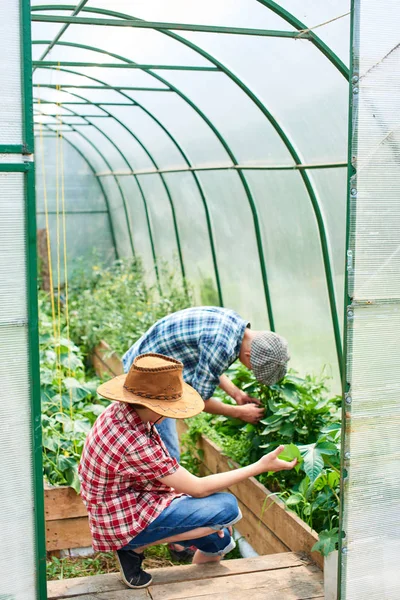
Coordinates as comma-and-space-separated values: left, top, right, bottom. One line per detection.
47, 552, 324, 600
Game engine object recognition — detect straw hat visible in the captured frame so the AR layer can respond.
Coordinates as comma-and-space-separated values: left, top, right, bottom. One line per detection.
97, 353, 204, 418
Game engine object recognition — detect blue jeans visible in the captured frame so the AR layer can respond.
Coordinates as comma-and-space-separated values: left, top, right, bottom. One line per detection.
123, 493, 241, 556
156, 418, 180, 462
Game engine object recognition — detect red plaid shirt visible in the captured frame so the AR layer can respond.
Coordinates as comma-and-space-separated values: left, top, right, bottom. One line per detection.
78, 402, 179, 551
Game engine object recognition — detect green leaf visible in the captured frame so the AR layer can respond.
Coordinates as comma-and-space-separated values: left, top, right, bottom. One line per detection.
57, 455, 76, 472
311, 528, 339, 557
278, 443, 302, 464
316, 441, 339, 456
260, 414, 282, 425
299, 444, 325, 482
298, 476, 310, 496
279, 422, 295, 438
285, 493, 302, 507
280, 388, 300, 408
65, 465, 81, 494
42, 435, 59, 453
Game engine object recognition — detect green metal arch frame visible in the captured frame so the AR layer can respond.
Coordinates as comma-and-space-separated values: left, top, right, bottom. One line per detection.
38, 118, 134, 257
34, 61, 225, 306
36, 123, 119, 258
33, 61, 224, 306
31, 4, 344, 371
32, 37, 274, 325
41, 107, 137, 258
35, 95, 161, 289
35, 68, 188, 287
256, 0, 349, 79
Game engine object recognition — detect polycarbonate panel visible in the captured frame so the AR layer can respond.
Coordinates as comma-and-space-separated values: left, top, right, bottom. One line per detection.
117, 175, 157, 283
72, 66, 170, 90
164, 172, 218, 304
122, 91, 233, 167
88, 116, 154, 171
100, 176, 132, 258
166, 71, 294, 165
0, 0, 22, 143
0, 174, 27, 321
343, 307, 400, 598
75, 124, 128, 170
36, 212, 116, 279
35, 136, 108, 212
195, 171, 267, 328
306, 167, 348, 334
277, 0, 350, 64
180, 32, 348, 164
342, 2, 400, 598
0, 326, 36, 600
62, 130, 108, 172
102, 105, 186, 168
245, 170, 340, 387
85, 0, 293, 29
136, 175, 180, 271
34, 135, 116, 278
0, 174, 36, 600
61, 21, 212, 67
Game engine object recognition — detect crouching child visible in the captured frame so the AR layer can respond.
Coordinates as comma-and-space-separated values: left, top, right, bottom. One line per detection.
78, 354, 297, 589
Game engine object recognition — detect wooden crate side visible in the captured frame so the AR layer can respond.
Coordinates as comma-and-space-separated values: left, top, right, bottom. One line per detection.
46, 517, 92, 552
44, 485, 87, 521
179, 422, 322, 569
92, 340, 124, 378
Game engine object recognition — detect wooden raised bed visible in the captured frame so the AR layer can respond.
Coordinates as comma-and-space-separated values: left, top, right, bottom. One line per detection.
44, 484, 91, 552
176, 421, 322, 569
44, 341, 321, 570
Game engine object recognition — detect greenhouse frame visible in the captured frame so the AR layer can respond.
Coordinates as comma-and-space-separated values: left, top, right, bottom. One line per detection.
1, 1, 399, 598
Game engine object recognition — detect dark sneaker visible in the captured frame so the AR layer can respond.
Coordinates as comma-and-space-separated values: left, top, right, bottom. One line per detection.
168, 543, 196, 562
116, 549, 153, 589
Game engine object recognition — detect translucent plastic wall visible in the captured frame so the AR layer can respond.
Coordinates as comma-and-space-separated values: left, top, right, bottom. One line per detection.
341, 1, 400, 598
0, 1, 46, 599
31, 1, 351, 388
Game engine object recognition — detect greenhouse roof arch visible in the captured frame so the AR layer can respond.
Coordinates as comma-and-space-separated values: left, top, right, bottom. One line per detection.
31, 1, 350, 378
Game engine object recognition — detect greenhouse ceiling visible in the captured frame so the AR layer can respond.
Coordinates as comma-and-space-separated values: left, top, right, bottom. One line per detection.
31, 1, 351, 386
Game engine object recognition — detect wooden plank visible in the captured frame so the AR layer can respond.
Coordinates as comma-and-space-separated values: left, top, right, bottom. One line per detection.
60, 592, 151, 600
91, 340, 123, 378
235, 497, 289, 555
46, 517, 92, 552
45, 485, 88, 521
150, 564, 323, 600
153, 592, 324, 600
179, 423, 322, 569
47, 553, 308, 598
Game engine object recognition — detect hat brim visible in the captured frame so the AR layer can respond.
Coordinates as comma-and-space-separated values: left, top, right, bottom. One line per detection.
97, 374, 204, 419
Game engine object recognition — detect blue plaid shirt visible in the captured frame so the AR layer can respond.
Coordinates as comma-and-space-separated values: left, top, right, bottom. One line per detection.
122, 307, 248, 400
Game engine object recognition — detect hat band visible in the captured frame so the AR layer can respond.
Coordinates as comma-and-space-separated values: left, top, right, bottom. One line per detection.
123, 384, 183, 402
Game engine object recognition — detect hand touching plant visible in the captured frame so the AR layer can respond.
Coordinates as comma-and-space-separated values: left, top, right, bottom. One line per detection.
257, 444, 297, 474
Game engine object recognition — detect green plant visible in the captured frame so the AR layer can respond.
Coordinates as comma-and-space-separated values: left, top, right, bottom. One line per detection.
184, 363, 341, 543
199, 275, 220, 306
68, 258, 192, 357
39, 292, 109, 492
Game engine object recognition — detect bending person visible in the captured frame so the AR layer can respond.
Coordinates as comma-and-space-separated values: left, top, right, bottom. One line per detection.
79, 354, 296, 589
123, 306, 290, 462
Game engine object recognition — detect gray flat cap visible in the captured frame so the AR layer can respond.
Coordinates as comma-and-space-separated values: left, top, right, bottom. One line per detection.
250, 332, 290, 386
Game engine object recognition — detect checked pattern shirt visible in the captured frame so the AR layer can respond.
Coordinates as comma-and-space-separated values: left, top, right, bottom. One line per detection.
123, 307, 248, 400
78, 402, 179, 551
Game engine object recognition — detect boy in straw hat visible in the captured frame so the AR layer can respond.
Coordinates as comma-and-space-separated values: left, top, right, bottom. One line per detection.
79, 353, 296, 589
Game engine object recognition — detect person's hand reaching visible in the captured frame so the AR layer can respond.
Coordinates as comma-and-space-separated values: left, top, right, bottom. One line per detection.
236, 403, 264, 424
257, 445, 297, 473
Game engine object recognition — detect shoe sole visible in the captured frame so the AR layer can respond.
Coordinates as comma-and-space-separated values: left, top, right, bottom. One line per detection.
116, 554, 153, 589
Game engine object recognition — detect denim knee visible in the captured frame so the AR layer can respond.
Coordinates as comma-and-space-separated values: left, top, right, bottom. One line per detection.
218, 493, 241, 526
